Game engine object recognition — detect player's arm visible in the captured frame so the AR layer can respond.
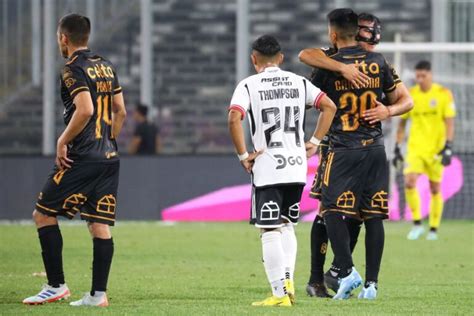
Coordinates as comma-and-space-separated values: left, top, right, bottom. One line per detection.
155, 134, 162, 154
438, 91, 456, 165
228, 81, 261, 173
128, 136, 141, 154
304, 80, 337, 158
56, 91, 94, 169
298, 48, 369, 88
392, 118, 407, 168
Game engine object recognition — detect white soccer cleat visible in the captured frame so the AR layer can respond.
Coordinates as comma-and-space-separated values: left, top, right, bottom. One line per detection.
358, 282, 377, 300
407, 225, 425, 240
70, 292, 109, 307
22, 283, 70, 305
426, 231, 438, 240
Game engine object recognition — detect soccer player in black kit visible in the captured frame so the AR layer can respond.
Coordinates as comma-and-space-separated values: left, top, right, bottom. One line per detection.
23, 14, 126, 307
309, 9, 409, 300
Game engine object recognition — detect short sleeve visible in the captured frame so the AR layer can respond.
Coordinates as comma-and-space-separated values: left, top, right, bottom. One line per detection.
442, 89, 456, 118
229, 80, 250, 119
389, 64, 402, 86
112, 70, 122, 94
134, 124, 144, 137
382, 59, 396, 94
400, 111, 410, 120
62, 65, 89, 99
304, 78, 326, 110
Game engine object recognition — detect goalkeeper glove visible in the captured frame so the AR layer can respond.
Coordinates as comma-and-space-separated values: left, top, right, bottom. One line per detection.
392, 144, 404, 170
438, 141, 453, 166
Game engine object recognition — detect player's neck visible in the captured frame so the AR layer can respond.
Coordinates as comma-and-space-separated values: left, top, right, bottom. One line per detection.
336, 40, 358, 49
67, 46, 89, 58
256, 63, 279, 73
420, 83, 432, 92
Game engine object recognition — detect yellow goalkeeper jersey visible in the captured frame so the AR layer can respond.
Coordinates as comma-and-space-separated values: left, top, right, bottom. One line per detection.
402, 83, 456, 156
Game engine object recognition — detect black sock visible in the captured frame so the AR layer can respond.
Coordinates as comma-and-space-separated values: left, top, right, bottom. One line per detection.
430, 227, 437, 232
309, 215, 328, 284
91, 238, 114, 295
414, 220, 422, 225
345, 218, 363, 253
364, 218, 385, 283
38, 225, 65, 287
324, 213, 353, 277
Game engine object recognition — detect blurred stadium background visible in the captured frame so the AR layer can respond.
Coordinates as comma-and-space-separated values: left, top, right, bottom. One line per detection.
0, 0, 473, 221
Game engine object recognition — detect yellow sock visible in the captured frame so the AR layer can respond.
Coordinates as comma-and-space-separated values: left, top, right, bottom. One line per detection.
405, 188, 421, 222
429, 193, 443, 229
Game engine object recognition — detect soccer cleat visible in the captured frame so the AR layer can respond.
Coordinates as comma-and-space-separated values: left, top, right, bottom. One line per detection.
407, 225, 425, 240
324, 270, 340, 293
426, 231, 438, 240
333, 268, 362, 300
306, 283, 333, 298
22, 283, 70, 305
70, 292, 109, 307
285, 279, 295, 305
358, 282, 377, 300
251, 295, 292, 307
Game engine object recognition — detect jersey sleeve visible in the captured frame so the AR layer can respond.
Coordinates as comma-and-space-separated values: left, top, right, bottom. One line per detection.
389, 64, 402, 86
229, 80, 250, 119
442, 88, 456, 118
304, 78, 326, 110
61, 64, 89, 99
381, 59, 397, 94
112, 70, 122, 94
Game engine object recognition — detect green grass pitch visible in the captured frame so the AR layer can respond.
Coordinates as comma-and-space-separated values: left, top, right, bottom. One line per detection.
1, 220, 473, 315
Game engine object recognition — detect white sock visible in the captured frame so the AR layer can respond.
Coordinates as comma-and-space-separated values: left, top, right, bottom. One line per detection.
281, 223, 297, 282
261, 231, 287, 298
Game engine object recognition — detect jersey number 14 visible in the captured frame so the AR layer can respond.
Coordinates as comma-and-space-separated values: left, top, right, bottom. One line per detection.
95, 94, 112, 139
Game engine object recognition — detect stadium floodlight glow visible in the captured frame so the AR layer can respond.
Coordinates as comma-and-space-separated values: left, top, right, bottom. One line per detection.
377, 42, 474, 53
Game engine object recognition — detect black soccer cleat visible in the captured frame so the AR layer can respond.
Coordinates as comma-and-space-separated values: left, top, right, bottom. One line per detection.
324, 270, 340, 293
306, 283, 333, 298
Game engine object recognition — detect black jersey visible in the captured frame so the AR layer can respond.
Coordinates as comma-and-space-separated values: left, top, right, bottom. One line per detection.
60, 49, 123, 162
311, 45, 396, 148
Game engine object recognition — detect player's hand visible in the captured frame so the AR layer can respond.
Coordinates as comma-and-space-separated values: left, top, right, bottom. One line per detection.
56, 140, 73, 170
305, 142, 318, 159
341, 64, 370, 89
392, 144, 404, 170
241, 150, 263, 173
363, 100, 391, 124
437, 141, 453, 166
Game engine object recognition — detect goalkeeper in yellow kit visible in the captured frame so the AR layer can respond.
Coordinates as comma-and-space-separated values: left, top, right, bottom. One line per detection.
394, 60, 456, 241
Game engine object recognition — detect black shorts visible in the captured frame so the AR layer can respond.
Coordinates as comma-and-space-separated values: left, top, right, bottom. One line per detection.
250, 184, 304, 228
309, 143, 330, 201
35, 160, 120, 226
321, 146, 389, 220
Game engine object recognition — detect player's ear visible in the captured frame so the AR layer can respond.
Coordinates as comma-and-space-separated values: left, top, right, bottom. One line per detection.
250, 53, 257, 66
278, 53, 284, 65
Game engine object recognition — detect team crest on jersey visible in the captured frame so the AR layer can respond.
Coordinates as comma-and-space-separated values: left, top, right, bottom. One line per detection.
336, 191, 356, 209
260, 201, 280, 221
64, 77, 76, 88
430, 99, 437, 107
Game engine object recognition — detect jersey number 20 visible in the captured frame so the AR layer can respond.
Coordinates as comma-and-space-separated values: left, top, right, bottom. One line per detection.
339, 91, 377, 131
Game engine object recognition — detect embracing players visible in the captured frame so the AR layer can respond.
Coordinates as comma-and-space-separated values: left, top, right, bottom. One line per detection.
395, 60, 456, 241
302, 9, 412, 300
299, 12, 413, 298
23, 14, 126, 307
228, 35, 336, 306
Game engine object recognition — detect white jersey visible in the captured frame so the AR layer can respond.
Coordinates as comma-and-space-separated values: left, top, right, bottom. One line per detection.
229, 66, 326, 187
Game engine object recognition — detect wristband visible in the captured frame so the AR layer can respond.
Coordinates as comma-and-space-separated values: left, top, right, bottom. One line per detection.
238, 152, 249, 161
309, 136, 321, 146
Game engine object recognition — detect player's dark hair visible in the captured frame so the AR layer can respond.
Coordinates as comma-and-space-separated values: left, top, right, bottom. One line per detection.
415, 60, 431, 71
58, 14, 91, 46
252, 35, 281, 57
358, 12, 380, 24
327, 8, 359, 40
136, 104, 149, 117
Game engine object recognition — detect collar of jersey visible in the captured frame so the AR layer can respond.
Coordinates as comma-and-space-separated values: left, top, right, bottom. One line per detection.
263, 66, 280, 72
69, 48, 91, 60
337, 45, 362, 53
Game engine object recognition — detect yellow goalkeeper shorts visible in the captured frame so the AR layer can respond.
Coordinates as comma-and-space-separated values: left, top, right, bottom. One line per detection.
404, 153, 444, 182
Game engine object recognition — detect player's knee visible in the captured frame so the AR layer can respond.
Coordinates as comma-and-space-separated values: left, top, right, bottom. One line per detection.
88, 222, 112, 239
405, 175, 417, 189
32, 210, 56, 227
429, 183, 441, 195
260, 227, 279, 234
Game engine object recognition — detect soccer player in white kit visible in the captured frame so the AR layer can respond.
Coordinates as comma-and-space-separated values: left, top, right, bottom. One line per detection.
228, 35, 336, 307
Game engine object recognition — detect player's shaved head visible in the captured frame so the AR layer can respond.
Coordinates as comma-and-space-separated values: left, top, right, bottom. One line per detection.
327, 8, 359, 41
250, 35, 284, 72
58, 13, 91, 46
